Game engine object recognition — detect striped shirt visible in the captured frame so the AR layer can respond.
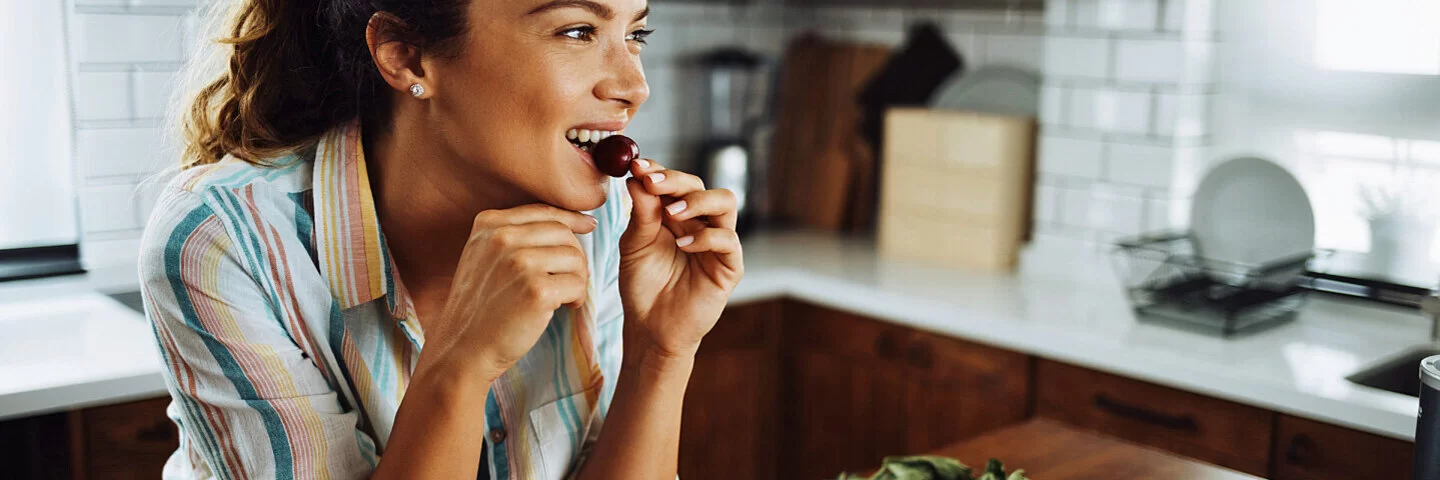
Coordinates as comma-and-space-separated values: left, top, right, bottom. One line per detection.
139, 119, 631, 479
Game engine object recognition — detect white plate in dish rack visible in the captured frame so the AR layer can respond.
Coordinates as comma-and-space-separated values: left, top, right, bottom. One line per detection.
1190, 157, 1316, 267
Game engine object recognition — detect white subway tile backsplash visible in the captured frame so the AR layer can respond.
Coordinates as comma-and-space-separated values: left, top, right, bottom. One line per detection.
80, 237, 144, 269
137, 181, 164, 226
842, 28, 908, 48
676, 24, 740, 58
1040, 85, 1068, 126
76, 14, 185, 63
133, 0, 200, 6
1039, 136, 1105, 179
133, 70, 178, 119
1153, 91, 1209, 138
739, 25, 791, 59
1073, 0, 1160, 31
1089, 187, 1147, 234
1043, 36, 1111, 79
1106, 142, 1198, 188
1067, 88, 1151, 134
1161, 0, 1214, 36
864, 7, 909, 31
981, 33, 1043, 70
74, 72, 131, 121
76, 127, 170, 178
1059, 185, 1095, 228
74, 0, 127, 6
1146, 195, 1174, 230
1045, 0, 1073, 28
1113, 38, 1213, 84
945, 31, 980, 64
80, 184, 141, 233
1034, 183, 1062, 224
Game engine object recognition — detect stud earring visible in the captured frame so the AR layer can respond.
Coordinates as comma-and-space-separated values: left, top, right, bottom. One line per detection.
409, 84, 425, 98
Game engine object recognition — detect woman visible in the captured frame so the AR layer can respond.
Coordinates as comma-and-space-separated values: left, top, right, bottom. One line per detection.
138, 0, 743, 478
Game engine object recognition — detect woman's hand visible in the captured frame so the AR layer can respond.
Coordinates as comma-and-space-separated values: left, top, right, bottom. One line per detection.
419, 204, 596, 379
618, 158, 745, 360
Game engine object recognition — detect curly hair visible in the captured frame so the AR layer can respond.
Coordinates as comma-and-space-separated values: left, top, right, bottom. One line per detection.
175, 0, 470, 168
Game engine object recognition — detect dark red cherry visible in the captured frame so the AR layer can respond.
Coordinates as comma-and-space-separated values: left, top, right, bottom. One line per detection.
593, 135, 640, 178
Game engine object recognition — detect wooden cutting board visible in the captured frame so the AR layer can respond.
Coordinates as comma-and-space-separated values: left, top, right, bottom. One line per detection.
899, 420, 1262, 479
768, 34, 891, 232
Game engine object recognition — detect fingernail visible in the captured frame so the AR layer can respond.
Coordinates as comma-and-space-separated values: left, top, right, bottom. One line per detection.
636, 158, 650, 169
648, 172, 665, 183
665, 200, 687, 215
586, 214, 598, 226
676, 235, 694, 247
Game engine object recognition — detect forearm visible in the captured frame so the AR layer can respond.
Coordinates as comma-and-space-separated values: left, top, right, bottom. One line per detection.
372, 355, 499, 479
574, 335, 695, 480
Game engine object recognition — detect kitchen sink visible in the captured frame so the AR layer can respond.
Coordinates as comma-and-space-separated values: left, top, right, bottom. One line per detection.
1347, 346, 1440, 397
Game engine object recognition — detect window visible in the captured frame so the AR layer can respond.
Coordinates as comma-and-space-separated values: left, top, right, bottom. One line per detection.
0, 2, 82, 279
1315, 0, 1440, 75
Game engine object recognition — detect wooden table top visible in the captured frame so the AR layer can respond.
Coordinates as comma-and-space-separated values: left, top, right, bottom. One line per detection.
911, 420, 1262, 479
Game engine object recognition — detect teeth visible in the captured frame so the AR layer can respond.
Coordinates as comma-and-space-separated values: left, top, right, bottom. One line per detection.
567, 129, 621, 146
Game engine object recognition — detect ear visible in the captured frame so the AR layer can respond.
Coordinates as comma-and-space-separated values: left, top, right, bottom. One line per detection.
365, 12, 430, 98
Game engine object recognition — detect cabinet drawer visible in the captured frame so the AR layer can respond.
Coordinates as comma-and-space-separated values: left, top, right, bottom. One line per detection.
1272, 414, 1412, 479
787, 302, 912, 369
1034, 359, 1273, 476
74, 396, 177, 480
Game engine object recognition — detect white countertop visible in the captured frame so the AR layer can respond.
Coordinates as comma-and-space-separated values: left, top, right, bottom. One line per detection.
0, 288, 166, 421
0, 231, 1427, 441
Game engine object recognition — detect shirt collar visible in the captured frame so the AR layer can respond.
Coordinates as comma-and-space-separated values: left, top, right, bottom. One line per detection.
311, 119, 415, 321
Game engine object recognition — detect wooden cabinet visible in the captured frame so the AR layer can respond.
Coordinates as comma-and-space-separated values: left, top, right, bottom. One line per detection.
783, 302, 1031, 479
1272, 414, 1413, 479
680, 300, 784, 480
0, 411, 73, 479
1034, 359, 1274, 477
69, 396, 177, 480
0, 396, 175, 480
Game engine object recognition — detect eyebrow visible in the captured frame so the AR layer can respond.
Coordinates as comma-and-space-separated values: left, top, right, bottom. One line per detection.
526, 0, 649, 22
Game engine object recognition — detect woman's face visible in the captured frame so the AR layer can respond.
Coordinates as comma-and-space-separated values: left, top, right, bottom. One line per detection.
426, 0, 651, 213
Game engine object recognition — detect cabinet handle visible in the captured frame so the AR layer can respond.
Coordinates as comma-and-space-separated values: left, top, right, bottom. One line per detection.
1286, 434, 1317, 465
874, 332, 899, 359
1093, 394, 1199, 432
905, 341, 933, 369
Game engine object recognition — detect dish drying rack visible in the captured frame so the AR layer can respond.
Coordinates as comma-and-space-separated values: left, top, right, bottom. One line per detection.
1110, 231, 1330, 337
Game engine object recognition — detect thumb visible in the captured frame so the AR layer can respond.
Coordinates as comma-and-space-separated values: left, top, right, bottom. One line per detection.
621, 176, 662, 252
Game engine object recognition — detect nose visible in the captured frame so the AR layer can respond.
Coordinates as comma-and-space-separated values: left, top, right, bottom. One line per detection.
595, 44, 649, 109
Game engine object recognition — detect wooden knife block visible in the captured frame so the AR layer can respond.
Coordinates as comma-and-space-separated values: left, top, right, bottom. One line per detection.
877, 108, 1037, 271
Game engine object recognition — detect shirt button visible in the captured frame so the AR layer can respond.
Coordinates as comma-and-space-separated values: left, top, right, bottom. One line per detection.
489, 427, 507, 444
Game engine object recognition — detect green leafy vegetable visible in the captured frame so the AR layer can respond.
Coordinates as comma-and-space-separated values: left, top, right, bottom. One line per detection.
837, 456, 1028, 480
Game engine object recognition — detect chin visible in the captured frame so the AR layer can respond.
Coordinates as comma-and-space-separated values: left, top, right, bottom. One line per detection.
547, 179, 609, 213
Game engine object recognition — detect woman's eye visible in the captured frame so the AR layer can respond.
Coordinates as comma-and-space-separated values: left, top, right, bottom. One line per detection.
628, 28, 655, 44
560, 26, 595, 41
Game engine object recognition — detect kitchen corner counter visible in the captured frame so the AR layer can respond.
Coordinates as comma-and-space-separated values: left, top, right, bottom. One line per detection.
728, 230, 1426, 441
0, 287, 166, 421
0, 231, 1427, 440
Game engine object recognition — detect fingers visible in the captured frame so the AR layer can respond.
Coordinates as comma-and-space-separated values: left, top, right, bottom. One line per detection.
529, 272, 588, 310
476, 203, 597, 234
630, 158, 705, 197
664, 188, 737, 230
507, 245, 588, 277
487, 221, 585, 249
675, 227, 743, 273
622, 176, 664, 250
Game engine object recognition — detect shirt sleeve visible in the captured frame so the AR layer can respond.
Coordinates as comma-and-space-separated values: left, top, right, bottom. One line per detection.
140, 187, 377, 480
